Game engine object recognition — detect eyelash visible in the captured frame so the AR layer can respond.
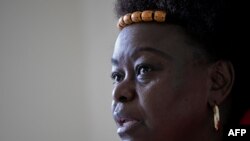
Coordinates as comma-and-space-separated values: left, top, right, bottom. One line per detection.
136, 64, 153, 76
111, 72, 124, 83
111, 64, 153, 84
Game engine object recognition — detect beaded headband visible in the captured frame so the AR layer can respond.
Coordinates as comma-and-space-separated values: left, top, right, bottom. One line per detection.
117, 10, 167, 30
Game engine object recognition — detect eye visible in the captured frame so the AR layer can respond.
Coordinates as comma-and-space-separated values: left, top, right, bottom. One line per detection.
136, 64, 152, 76
111, 72, 124, 83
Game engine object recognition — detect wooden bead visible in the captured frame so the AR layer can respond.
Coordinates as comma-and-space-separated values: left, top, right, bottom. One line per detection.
141, 10, 153, 21
123, 13, 132, 24
117, 23, 123, 30
117, 10, 167, 30
131, 11, 142, 22
154, 11, 166, 22
117, 16, 126, 28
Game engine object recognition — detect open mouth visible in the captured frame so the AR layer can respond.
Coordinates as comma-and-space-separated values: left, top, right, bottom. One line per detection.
117, 117, 143, 134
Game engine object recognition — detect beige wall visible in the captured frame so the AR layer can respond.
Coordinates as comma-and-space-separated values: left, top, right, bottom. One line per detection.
0, 0, 119, 140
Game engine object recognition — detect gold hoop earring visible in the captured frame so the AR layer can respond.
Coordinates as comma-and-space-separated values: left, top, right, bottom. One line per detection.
213, 105, 220, 131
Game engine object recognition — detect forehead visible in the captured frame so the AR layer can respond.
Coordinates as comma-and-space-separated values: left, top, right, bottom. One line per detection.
113, 23, 201, 63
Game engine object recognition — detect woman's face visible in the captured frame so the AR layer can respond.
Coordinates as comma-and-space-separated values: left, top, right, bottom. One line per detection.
111, 23, 212, 141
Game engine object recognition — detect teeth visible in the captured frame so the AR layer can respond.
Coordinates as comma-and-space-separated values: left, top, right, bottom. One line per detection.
117, 120, 141, 134
123, 120, 138, 127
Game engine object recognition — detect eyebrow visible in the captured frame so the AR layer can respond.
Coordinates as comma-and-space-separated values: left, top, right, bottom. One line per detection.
131, 47, 172, 60
111, 47, 172, 66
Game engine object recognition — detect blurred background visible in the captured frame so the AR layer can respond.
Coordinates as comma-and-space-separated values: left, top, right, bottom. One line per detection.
0, 0, 119, 140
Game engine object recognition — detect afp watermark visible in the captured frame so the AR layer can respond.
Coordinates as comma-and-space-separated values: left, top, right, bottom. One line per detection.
228, 129, 246, 136
224, 126, 250, 141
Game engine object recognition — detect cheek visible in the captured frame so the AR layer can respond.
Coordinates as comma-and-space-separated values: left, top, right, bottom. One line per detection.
176, 69, 210, 106
136, 70, 210, 138
171, 68, 210, 118
136, 77, 177, 126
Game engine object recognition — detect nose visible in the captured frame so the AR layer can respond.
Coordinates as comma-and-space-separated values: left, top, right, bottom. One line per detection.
112, 79, 136, 103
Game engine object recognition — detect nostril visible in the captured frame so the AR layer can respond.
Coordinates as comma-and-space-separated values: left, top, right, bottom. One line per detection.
119, 96, 127, 102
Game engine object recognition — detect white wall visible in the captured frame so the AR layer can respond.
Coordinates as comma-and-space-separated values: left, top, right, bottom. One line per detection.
0, 0, 119, 140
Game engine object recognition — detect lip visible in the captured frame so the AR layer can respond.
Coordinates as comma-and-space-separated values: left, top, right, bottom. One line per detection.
113, 103, 144, 137
117, 118, 143, 134
114, 114, 143, 135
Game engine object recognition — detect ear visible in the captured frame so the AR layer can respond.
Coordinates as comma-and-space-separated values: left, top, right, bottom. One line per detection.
208, 60, 235, 106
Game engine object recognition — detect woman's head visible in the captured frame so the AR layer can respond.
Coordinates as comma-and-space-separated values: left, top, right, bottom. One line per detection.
111, 0, 248, 141
114, 0, 239, 61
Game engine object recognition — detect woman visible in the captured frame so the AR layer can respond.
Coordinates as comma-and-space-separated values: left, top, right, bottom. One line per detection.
110, 0, 249, 141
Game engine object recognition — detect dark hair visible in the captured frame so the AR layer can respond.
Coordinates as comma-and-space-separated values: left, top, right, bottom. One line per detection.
114, 0, 249, 127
